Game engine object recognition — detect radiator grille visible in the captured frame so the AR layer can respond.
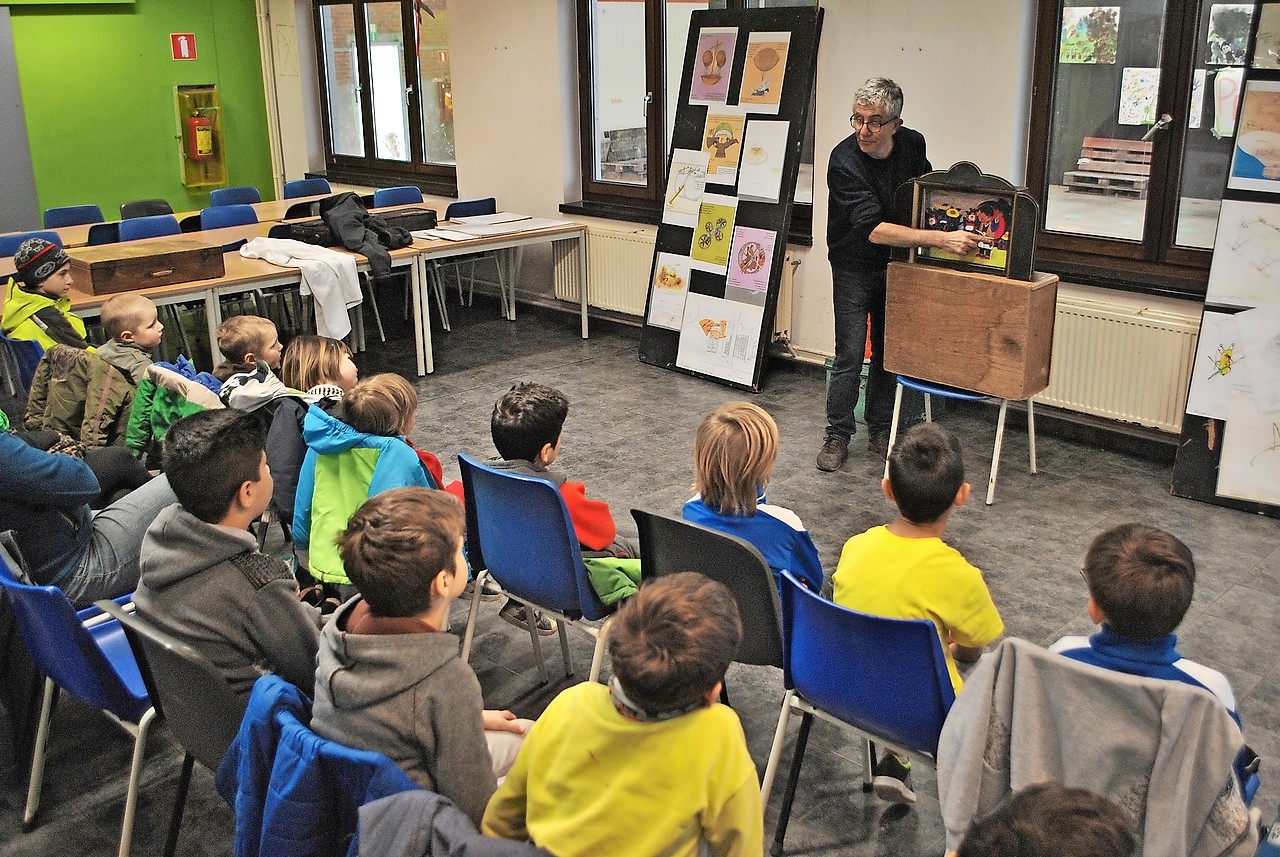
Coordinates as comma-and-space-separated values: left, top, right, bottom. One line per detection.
1035, 294, 1199, 433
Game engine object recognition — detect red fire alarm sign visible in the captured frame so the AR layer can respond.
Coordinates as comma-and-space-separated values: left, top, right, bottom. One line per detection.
171, 33, 198, 61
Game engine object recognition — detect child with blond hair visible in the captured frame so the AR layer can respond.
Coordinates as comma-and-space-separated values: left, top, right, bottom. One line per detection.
683, 401, 824, 592
212, 314, 282, 382
97, 293, 165, 383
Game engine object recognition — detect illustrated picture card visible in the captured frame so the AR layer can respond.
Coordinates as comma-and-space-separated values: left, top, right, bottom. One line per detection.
1190, 69, 1207, 129
701, 109, 746, 185
1236, 303, 1280, 414
689, 27, 737, 105
916, 188, 1013, 273
1206, 199, 1280, 307
1253, 3, 1280, 70
725, 226, 776, 294
646, 253, 692, 331
1119, 67, 1160, 125
689, 193, 739, 274
1207, 4, 1253, 66
1059, 7, 1120, 64
738, 31, 789, 114
1186, 310, 1252, 419
1216, 392, 1280, 505
737, 120, 789, 203
1215, 67, 1245, 137
675, 292, 764, 386
1228, 79, 1280, 192
662, 148, 709, 228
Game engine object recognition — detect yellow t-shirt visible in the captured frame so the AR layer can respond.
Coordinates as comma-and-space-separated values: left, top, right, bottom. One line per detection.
832, 525, 1003, 693
482, 681, 762, 857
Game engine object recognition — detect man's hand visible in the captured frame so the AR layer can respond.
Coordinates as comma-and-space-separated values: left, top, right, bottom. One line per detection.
933, 229, 981, 256
483, 709, 528, 734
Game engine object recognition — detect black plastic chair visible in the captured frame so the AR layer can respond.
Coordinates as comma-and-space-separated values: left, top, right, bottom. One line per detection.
120, 198, 174, 219
95, 600, 241, 857
87, 222, 120, 246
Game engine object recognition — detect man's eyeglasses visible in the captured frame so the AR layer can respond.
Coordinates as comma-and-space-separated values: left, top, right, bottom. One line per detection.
850, 114, 892, 133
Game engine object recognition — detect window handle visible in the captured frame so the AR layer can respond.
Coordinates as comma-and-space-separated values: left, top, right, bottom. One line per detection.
1141, 113, 1173, 142
406, 84, 415, 97
643, 91, 653, 119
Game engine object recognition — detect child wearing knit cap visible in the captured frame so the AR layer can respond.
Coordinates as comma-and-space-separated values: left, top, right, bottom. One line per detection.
3, 236, 91, 350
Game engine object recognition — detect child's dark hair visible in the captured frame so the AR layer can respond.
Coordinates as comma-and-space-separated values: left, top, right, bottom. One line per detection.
886, 423, 964, 524
344, 373, 418, 436
491, 382, 569, 462
607, 572, 742, 714
1083, 522, 1194, 639
339, 487, 464, 618
162, 409, 266, 523
956, 781, 1135, 857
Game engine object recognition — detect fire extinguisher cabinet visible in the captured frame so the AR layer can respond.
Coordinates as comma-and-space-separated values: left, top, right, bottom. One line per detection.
175, 84, 227, 188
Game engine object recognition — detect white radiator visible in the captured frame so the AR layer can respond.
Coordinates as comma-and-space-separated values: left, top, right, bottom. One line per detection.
1035, 293, 1200, 434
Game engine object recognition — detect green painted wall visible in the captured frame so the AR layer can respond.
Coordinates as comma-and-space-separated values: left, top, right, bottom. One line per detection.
11, 0, 274, 221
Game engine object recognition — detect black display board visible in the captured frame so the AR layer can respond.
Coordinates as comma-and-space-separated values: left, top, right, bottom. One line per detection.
637, 7, 822, 392
1171, 0, 1280, 519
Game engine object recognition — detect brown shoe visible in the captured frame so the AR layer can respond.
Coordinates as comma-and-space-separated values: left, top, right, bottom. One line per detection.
816, 436, 849, 471
869, 432, 891, 460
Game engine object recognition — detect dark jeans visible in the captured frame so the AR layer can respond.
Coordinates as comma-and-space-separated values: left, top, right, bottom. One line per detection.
825, 264, 895, 441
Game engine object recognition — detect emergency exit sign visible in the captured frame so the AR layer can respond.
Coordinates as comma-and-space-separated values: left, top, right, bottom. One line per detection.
171, 33, 198, 61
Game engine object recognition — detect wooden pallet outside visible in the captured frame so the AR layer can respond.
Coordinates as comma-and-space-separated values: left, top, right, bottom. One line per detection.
1063, 170, 1149, 199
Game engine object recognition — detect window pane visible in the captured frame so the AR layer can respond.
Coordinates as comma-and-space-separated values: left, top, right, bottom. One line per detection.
321, 5, 365, 158
1043, 2, 1166, 242
366, 1, 410, 162
589, 0, 649, 185
663, 1, 709, 155
1174, 1, 1251, 249
416, 0, 455, 166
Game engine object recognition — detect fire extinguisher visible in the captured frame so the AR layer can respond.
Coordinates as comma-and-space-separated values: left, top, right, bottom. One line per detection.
187, 112, 214, 161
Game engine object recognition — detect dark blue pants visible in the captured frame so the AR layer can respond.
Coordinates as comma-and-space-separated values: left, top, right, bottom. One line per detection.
825, 264, 895, 441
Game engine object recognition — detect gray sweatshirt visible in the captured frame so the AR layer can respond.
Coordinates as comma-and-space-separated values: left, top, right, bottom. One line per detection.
136, 503, 322, 712
310, 597, 497, 826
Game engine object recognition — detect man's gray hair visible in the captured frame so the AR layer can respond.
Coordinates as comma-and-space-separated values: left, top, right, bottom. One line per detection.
854, 77, 904, 120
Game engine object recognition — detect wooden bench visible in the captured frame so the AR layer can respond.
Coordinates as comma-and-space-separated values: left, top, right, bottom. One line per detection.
1063, 137, 1152, 199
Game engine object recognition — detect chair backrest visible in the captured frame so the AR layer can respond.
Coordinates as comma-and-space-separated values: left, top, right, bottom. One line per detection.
118, 214, 181, 242
0, 333, 43, 394
780, 570, 956, 756
457, 452, 609, 621
201, 204, 258, 230
444, 197, 497, 219
372, 185, 424, 207
0, 230, 61, 258
120, 198, 174, 219
44, 204, 104, 228
87, 221, 120, 246
95, 600, 240, 771
283, 178, 332, 199
631, 508, 783, 668
283, 200, 319, 220
0, 552, 148, 720
209, 186, 262, 207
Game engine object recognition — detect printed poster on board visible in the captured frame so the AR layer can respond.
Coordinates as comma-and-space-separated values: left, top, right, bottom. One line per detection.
646, 253, 692, 331
702, 109, 746, 185
688, 27, 737, 105
738, 32, 789, 114
725, 226, 776, 293
737, 120, 790, 203
689, 193, 739, 274
1228, 79, 1280, 193
675, 292, 764, 386
662, 148, 709, 228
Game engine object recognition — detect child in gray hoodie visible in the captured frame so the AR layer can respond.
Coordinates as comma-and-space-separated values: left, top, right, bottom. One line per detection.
310, 487, 532, 826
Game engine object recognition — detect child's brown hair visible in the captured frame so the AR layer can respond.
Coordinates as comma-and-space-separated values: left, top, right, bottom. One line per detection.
344, 373, 417, 436
339, 487, 464, 618
490, 382, 569, 462
280, 335, 353, 392
693, 402, 778, 516
1083, 522, 1194, 640
216, 315, 278, 365
956, 781, 1135, 857
100, 293, 158, 342
607, 572, 742, 714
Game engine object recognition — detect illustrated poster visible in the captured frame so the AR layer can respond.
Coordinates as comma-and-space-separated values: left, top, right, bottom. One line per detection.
1206, 199, 1280, 307
1119, 67, 1160, 125
689, 193, 739, 273
675, 292, 764, 386
737, 120, 789, 203
662, 148, 709, 228
738, 31, 789, 114
1252, 4, 1280, 70
917, 189, 1012, 272
646, 253, 692, 331
1059, 7, 1120, 64
1216, 392, 1280, 505
1216, 67, 1245, 137
1207, 4, 1253, 66
689, 27, 737, 105
1186, 311, 1252, 419
702, 110, 746, 184
1228, 80, 1280, 192
1236, 303, 1280, 413
725, 226, 776, 293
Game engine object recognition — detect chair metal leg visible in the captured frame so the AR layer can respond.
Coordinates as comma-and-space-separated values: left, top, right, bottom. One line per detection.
558, 619, 573, 677
363, 279, 387, 343
23, 678, 56, 830
1027, 398, 1038, 474
165, 305, 193, 360
862, 739, 876, 790
525, 603, 549, 684
117, 707, 157, 857
987, 398, 1010, 506
770, 710, 814, 857
587, 616, 613, 683
924, 392, 933, 423
1, 347, 17, 397
884, 382, 905, 481
460, 570, 488, 662
164, 753, 195, 857
429, 262, 451, 331
759, 689, 796, 806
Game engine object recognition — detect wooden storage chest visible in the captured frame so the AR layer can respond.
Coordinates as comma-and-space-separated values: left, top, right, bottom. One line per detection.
68, 238, 225, 296
884, 261, 1058, 400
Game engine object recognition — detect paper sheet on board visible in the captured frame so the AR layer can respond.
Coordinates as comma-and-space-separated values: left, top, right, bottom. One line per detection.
1187, 310, 1253, 419
1235, 303, 1280, 413
663, 149, 709, 228
646, 253, 691, 331
737, 120, 789, 203
1216, 392, 1280, 505
675, 292, 763, 385
1206, 199, 1280, 307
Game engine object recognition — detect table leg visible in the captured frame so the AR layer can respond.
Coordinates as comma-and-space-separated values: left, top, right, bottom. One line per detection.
413, 254, 434, 375
205, 290, 223, 364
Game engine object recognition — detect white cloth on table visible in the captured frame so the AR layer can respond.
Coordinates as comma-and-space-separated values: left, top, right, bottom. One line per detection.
240, 237, 362, 339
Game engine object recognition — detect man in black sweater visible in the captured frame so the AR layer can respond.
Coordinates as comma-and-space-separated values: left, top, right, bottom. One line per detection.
817, 78, 979, 472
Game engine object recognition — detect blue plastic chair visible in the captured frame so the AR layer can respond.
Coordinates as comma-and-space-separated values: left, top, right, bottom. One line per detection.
438, 197, 509, 318
44, 204, 104, 229
0, 551, 155, 857
200, 203, 258, 230
457, 452, 615, 683
118, 214, 181, 242
209, 185, 262, 207
372, 185, 423, 207
761, 571, 957, 851
0, 230, 62, 258
0, 332, 42, 396
884, 375, 1037, 505
283, 177, 332, 199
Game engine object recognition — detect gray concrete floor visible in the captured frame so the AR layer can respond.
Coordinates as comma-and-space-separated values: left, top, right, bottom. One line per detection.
1043, 184, 1221, 249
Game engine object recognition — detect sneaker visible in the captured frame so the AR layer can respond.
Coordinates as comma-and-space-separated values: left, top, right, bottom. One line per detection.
816, 436, 849, 471
463, 577, 504, 602
499, 599, 557, 636
868, 432, 891, 461
872, 752, 917, 804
